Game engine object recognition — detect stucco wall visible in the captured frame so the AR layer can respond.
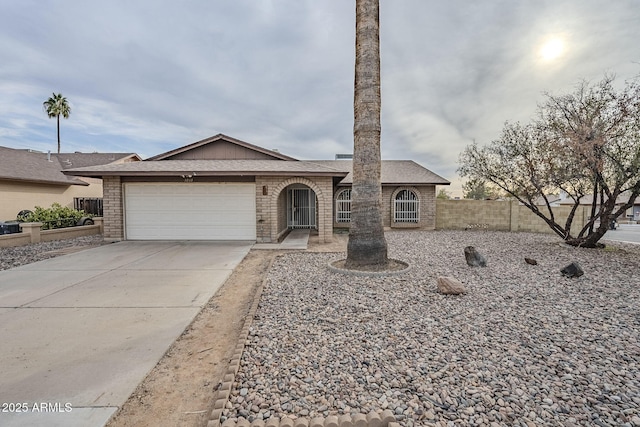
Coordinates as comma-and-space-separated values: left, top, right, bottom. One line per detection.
0, 178, 102, 220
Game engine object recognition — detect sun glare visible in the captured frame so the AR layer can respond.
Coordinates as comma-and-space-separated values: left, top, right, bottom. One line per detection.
539, 37, 565, 61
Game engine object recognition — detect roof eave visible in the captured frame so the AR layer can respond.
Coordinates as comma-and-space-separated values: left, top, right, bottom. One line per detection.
64, 170, 348, 178
0, 176, 89, 186
338, 181, 451, 186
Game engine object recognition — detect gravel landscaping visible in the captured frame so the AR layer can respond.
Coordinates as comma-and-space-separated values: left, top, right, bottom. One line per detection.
0, 235, 106, 271
224, 230, 640, 427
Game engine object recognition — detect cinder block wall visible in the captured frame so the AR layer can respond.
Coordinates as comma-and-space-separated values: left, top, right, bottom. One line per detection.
436, 199, 511, 230
435, 199, 589, 235
102, 176, 124, 240
510, 203, 589, 236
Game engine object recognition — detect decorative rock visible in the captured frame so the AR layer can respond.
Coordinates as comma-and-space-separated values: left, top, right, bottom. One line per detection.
524, 257, 538, 265
464, 246, 487, 267
437, 276, 466, 295
561, 262, 584, 278
221, 231, 639, 427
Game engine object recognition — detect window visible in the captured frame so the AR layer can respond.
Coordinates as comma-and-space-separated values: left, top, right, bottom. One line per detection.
336, 189, 351, 222
394, 189, 419, 223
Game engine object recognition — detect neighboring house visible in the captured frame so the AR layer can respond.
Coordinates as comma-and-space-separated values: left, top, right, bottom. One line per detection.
524, 194, 562, 207
0, 146, 140, 220
63, 134, 450, 243
558, 191, 640, 222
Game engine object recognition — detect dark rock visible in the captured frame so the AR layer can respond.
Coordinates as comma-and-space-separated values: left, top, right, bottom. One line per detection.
525, 257, 538, 265
464, 246, 487, 267
561, 262, 584, 278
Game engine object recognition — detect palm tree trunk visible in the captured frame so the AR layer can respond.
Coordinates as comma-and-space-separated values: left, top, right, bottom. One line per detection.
345, 0, 389, 269
57, 114, 61, 153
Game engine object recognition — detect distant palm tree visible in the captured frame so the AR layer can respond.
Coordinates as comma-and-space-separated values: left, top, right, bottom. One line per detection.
345, 0, 389, 269
43, 93, 71, 153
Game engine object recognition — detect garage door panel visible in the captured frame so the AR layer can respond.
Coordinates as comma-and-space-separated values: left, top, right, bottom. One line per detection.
125, 183, 256, 240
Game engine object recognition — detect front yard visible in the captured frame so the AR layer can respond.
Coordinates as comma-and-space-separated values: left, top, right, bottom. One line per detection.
225, 230, 640, 427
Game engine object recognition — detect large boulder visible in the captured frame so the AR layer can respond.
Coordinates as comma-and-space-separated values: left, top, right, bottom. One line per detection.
464, 246, 487, 267
525, 257, 538, 265
437, 276, 466, 295
561, 262, 584, 278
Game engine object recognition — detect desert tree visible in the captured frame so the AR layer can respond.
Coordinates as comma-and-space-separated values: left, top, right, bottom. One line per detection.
459, 74, 640, 248
436, 188, 451, 199
345, 0, 389, 269
462, 178, 501, 200
43, 93, 71, 153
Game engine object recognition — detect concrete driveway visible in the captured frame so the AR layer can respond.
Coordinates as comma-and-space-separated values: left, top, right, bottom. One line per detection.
0, 241, 252, 427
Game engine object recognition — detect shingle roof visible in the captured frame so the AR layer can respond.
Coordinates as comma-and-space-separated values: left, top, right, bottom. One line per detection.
0, 146, 88, 186
52, 152, 140, 169
63, 158, 450, 185
558, 191, 640, 206
63, 159, 348, 177
311, 160, 450, 185
0, 146, 142, 186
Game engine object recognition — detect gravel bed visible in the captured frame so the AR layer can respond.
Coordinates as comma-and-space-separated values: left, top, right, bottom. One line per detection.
224, 230, 640, 427
0, 235, 107, 271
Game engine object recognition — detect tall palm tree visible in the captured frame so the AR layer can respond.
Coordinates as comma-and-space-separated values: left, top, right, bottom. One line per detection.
345, 0, 389, 269
43, 93, 71, 153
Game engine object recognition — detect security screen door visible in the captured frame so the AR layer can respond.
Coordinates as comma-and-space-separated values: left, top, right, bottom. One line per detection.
287, 188, 317, 228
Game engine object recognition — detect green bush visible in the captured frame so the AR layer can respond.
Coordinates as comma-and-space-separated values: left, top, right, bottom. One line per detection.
24, 203, 88, 230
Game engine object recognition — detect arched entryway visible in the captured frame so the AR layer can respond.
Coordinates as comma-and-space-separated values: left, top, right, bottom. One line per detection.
270, 177, 328, 243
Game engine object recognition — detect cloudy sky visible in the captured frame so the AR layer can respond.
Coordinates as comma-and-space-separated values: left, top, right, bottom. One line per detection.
1, 1, 639, 195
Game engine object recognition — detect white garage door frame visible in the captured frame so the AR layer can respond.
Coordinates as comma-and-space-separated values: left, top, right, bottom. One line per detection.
124, 182, 256, 240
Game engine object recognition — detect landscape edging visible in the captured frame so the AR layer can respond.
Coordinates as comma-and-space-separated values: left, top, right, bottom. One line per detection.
207, 253, 397, 427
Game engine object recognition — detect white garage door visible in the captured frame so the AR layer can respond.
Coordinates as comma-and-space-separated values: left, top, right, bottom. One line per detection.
124, 183, 256, 240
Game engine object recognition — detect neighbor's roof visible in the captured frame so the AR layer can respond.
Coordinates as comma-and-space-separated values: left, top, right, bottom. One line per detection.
63, 159, 349, 177
311, 160, 450, 185
558, 191, 640, 206
0, 146, 88, 186
52, 152, 141, 169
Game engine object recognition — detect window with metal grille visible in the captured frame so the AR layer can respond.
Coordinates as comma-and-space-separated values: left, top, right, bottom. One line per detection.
336, 189, 352, 222
394, 189, 419, 223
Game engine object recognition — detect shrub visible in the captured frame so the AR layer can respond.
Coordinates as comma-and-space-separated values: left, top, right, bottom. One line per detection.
24, 203, 88, 230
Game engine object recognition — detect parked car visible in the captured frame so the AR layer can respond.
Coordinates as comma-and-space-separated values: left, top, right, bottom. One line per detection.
0, 208, 94, 235
0, 221, 21, 235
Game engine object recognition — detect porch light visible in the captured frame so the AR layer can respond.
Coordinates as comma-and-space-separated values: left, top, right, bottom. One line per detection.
181, 173, 196, 183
